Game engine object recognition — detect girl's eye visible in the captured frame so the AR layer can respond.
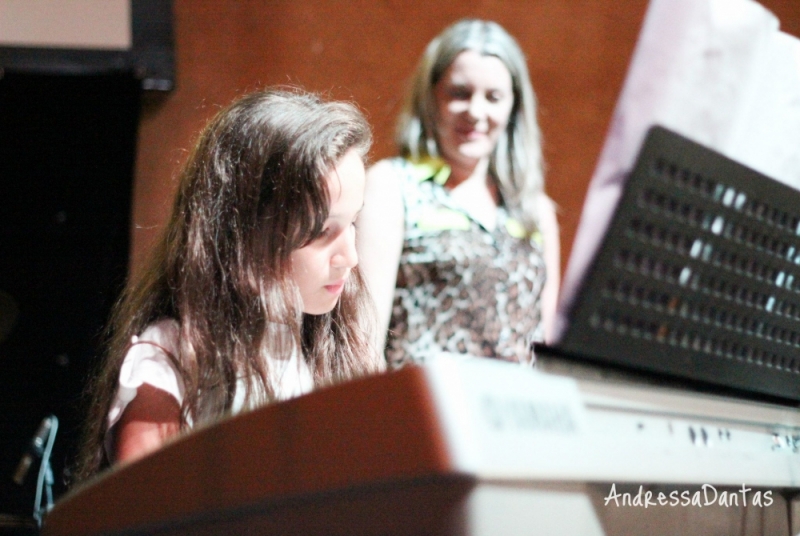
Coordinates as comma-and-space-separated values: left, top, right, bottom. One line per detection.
318, 223, 342, 241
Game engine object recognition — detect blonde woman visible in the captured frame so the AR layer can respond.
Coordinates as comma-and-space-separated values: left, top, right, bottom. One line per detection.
358, 19, 559, 367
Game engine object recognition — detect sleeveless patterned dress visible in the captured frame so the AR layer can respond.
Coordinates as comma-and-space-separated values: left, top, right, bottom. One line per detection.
385, 157, 548, 368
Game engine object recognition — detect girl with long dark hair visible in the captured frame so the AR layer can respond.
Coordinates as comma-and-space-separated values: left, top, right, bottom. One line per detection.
75, 88, 381, 481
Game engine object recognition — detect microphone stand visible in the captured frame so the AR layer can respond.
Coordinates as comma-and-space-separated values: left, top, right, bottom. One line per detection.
32, 415, 58, 528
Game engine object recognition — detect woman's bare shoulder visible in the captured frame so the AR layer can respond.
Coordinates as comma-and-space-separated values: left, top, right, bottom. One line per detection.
366, 157, 402, 179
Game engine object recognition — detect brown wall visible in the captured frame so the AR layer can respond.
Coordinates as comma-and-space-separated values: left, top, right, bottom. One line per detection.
132, 0, 800, 282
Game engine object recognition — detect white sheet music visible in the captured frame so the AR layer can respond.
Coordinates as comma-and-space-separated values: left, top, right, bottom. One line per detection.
555, 0, 800, 341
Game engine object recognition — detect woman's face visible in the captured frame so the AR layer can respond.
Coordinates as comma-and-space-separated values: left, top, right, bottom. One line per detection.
290, 148, 366, 315
433, 49, 515, 170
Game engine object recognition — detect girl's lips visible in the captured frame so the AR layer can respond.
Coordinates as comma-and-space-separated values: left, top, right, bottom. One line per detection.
324, 280, 345, 294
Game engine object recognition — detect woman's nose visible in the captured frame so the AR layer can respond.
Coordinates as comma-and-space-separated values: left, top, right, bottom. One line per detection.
467, 95, 486, 119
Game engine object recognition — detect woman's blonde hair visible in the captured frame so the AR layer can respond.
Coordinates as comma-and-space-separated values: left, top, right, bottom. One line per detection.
397, 19, 545, 233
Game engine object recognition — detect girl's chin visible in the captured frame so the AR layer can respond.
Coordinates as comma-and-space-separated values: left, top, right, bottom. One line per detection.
301, 296, 341, 316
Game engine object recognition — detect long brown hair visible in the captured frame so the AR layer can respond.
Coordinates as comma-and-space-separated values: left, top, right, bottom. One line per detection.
74, 88, 377, 481
397, 19, 546, 235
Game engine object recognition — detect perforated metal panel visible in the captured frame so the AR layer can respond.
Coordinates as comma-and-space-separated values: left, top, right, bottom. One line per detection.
558, 126, 800, 401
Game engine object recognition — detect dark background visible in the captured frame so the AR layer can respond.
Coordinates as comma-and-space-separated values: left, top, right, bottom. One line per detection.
0, 72, 139, 517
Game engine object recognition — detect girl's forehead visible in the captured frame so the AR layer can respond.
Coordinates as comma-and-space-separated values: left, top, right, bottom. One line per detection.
324, 149, 365, 211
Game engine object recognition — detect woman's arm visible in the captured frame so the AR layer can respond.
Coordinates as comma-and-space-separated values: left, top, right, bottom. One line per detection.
114, 383, 181, 464
356, 159, 405, 354
538, 194, 561, 344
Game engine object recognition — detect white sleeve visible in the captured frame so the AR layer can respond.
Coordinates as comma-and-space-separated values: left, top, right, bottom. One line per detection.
107, 319, 185, 431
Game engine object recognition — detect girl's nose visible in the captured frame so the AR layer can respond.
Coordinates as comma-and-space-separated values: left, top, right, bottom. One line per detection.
331, 227, 358, 269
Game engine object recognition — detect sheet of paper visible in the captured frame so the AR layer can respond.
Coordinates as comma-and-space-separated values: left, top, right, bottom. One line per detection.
554, 0, 800, 341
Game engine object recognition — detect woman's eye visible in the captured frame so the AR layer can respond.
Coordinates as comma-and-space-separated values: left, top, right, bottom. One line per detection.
448, 87, 471, 100
487, 91, 503, 103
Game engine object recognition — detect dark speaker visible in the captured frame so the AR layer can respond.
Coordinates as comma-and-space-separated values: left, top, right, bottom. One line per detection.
0, 72, 140, 515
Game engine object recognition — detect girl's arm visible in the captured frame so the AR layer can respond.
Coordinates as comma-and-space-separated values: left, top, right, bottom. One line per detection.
114, 383, 181, 464
538, 194, 561, 344
356, 159, 405, 354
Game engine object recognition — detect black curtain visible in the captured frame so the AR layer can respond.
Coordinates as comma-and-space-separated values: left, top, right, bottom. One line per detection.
0, 72, 140, 519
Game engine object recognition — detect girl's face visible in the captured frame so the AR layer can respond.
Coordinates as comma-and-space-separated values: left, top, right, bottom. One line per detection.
433, 50, 515, 171
290, 148, 366, 315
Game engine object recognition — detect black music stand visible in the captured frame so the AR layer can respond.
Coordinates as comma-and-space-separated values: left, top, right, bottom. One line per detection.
554, 126, 800, 402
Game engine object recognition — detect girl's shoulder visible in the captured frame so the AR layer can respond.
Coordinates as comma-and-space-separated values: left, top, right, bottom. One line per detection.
135, 318, 180, 349
107, 318, 184, 432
